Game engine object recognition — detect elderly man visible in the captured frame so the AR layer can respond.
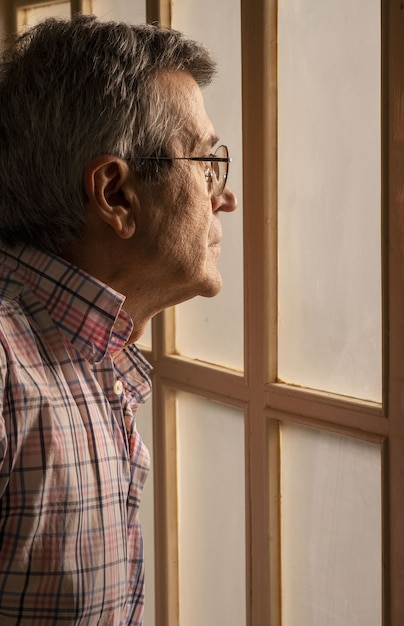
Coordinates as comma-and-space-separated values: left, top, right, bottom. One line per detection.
0, 15, 236, 625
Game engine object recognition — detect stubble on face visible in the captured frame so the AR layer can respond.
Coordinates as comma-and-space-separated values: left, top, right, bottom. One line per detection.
133, 71, 224, 302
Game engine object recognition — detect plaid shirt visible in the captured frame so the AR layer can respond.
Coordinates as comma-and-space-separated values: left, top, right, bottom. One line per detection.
0, 244, 151, 625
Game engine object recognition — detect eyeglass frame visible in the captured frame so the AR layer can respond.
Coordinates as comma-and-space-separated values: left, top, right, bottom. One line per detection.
131, 144, 231, 197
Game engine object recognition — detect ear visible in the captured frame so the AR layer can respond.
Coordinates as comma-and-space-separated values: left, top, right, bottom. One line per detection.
84, 155, 139, 239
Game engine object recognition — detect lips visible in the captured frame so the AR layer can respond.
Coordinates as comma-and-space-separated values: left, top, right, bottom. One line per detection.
208, 223, 222, 248
208, 231, 222, 247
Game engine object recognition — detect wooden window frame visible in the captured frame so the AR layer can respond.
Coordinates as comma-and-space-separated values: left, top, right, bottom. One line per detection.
147, 2, 404, 626
8, 0, 91, 32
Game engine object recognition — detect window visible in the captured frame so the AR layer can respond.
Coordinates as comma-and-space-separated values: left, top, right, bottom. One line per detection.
3, 1, 404, 624
17, 1, 70, 30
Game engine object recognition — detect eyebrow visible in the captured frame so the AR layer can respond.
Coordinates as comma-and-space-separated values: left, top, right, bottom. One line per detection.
209, 134, 220, 148
199, 133, 220, 153
186, 132, 220, 157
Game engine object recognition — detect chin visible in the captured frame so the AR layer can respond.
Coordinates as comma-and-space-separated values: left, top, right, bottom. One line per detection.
198, 274, 223, 298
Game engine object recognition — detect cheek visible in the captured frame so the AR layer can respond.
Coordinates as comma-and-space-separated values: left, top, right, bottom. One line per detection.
138, 172, 212, 253
168, 181, 212, 242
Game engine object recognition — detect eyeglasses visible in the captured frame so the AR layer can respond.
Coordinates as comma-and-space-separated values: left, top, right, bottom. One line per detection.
134, 145, 231, 197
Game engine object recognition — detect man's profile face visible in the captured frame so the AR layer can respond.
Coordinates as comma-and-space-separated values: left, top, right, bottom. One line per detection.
132, 70, 237, 305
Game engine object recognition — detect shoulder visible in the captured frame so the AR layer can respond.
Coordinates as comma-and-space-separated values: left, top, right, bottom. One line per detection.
0, 296, 47, 381
0, 296, 34, 341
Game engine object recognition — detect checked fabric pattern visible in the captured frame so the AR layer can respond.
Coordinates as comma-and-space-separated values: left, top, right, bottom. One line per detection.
0, 244, 151, 625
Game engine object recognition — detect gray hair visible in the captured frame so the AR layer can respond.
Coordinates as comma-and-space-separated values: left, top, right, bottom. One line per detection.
0, 15, 216, 252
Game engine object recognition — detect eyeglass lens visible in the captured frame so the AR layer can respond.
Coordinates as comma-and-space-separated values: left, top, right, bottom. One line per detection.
211, 145, 229, 196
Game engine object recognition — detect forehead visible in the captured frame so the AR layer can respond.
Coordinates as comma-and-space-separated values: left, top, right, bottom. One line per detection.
159, 70, 217, 151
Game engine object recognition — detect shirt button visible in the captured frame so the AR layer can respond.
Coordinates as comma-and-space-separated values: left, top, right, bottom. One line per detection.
114, 380, 123, 395
115, 318, 125, 332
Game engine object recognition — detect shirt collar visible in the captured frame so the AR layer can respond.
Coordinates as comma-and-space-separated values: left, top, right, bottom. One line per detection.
0, 243, 135, 364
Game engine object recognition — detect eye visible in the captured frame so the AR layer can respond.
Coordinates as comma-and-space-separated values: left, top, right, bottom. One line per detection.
204, 167, 213, 185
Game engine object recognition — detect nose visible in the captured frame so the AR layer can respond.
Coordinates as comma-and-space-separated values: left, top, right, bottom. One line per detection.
212, 185, 238, 213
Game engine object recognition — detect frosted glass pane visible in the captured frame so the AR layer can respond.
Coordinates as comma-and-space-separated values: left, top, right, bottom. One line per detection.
92, 0, 146, 23
172, 0, 244, 370
23, 2, 70, 27
136, 398, 155, 626
281, 423, 382, 626
138, 321, 151, 351
277, 0, 381, 401
177, 393, 246, 626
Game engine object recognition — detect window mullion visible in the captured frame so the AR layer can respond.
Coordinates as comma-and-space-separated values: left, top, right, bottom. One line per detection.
146, 0, 170, 26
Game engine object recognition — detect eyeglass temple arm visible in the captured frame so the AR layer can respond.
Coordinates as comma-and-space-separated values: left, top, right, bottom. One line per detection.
186, 156, 232, 163
132, 156, 231, 163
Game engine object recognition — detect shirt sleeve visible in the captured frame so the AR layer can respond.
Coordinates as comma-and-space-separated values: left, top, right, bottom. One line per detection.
0, 339, 8, 491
